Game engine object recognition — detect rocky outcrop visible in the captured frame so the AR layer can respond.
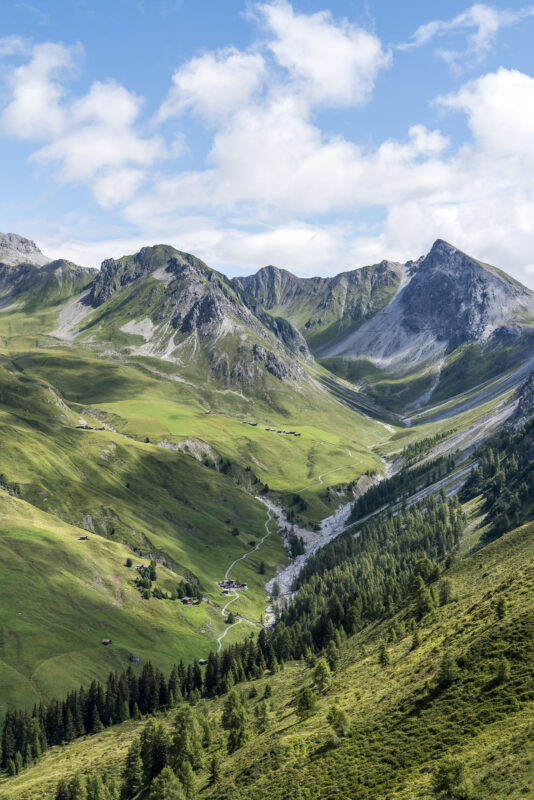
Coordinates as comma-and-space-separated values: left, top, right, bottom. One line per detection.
0, 259, 95, 308
507, 371, 534, 431
324, 240, 534, 372
234, 261, 401, 350
0, 233, 51, 267
83, 245, 309, 385
399, 240, 534, 349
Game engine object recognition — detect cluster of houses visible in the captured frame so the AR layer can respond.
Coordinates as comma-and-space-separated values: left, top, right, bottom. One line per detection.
264, 428, 301, 437
75, 424, 105, 431
242, 420, 301, 437
217, 579, 248, 595
181, 597, 201, 606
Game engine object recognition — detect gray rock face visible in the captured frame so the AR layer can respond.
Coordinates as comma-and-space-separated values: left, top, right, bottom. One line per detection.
325, 240, 534, 372
399, 240, 534, 348
86, 245, 310, 385
0, 233, 51, 267
507, 371, 534, 431
234, 261, 400, 350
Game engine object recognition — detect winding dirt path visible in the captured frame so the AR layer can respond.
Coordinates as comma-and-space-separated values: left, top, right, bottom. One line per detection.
216, 506, 274, 652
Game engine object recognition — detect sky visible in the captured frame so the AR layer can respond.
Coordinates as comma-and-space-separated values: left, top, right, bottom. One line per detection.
1, 1, 534, 285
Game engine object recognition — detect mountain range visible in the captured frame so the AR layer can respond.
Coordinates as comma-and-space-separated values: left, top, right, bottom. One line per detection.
2, 231, 533, 419
1, 230, 534, 799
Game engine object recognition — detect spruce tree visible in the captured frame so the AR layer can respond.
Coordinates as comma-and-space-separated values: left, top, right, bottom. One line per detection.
326, 640, 339, 672
378, 642, 390, 668
121, 737, 144, 799
68, 772, 87, 800
55, 778, 70, 800
176, 761, 197, 800
296, 687, 317, 719
209, 754, 221, 786
172, 706, 203, 771
431, 757, 473, 799
148, 766, 185, 800
496, 655, 511, 684
313, 658, 331, 692
222, 690, 248, 753
437, 651, 459, 688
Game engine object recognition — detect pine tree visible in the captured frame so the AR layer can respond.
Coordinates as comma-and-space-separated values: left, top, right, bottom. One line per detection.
437, 651, 459, 688
121, 737, 144, 799
296, 687, 317, 719
176, 761, 197, 800
378, 642, 390, 668
313, 658, 331, 692
148, 766, 186, 800
209, 754, 221, 786
496, 654, 511, 684
68, 772, 87, 800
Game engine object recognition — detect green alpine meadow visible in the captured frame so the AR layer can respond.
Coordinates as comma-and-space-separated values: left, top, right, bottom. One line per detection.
0, 230, 533, 800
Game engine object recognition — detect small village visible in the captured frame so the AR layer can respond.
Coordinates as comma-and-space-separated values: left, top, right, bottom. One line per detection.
265, 427, 301, 436
217, 578, 248, 595
242, 420, 301, 436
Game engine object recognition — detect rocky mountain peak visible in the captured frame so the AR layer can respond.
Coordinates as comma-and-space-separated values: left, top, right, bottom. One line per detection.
400, 239, 534, 348
0, 232, 51, 267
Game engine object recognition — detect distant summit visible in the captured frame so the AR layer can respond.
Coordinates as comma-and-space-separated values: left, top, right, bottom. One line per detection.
0, 232, 51, 267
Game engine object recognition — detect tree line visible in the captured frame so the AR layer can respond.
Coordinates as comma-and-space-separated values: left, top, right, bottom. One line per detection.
349, 454, 456, 522
461, 417, 534, 539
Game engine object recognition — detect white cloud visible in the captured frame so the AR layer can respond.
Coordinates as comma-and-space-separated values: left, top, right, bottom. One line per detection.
32, 81, 164, 187
0, 45, 165, 206
120, 65, 534, 285
158, 47, 266, 122
255, 0, 390, 106
399, 3, 534, 69
437, 67, 534, 158
3, 5, 534, 288
0, 36, 30, 58
1, 41, 81, 138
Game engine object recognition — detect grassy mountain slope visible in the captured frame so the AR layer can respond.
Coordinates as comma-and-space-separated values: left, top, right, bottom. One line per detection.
0, 354, 291, 710
0, 265, 395, 714
5, 512, 533, 800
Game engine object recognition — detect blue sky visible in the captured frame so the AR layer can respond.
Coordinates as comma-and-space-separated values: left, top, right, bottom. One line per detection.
1, 1, 534, 285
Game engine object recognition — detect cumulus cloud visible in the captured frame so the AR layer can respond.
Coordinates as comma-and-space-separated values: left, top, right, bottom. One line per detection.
255, 0, 391, 106
0, 45, 165, 206
1, 41, 81, 138
399, 3, 534, 69
2, 3, 534, 286
158, 48, 266, 122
